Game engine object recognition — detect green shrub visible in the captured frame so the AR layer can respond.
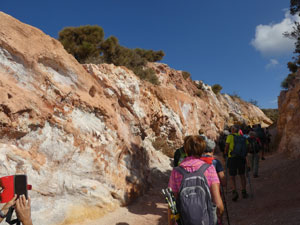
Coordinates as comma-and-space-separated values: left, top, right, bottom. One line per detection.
134, 48, 165, 62
211, 84, 222, 94
182, 71, 191, 80
58, 26, 164, 85
287, 62, 298, 73
261, 108, 279, 123
281, 73, 296, 89
58, 25, 104, 63
230, 92, 241, 99
132, 67, 160, 85
248, 99, 259, 107
100, 36, 160, 85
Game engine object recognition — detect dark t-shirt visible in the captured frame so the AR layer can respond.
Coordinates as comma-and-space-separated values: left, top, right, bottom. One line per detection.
201, 155, 224, 173
213, 159, 224, 173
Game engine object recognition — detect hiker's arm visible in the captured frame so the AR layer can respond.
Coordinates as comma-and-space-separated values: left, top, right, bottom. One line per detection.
218, 171, 226, 187
224, 143, 229, 156
210, 183, 224, 217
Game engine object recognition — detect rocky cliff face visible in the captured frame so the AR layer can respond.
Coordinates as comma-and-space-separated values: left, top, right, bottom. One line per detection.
0, 12, 272, 225
277, 71, 300, 158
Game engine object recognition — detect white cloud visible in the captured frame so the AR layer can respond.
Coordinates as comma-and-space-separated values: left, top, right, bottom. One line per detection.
251, 11, 300, 56
265, 59, 279, 69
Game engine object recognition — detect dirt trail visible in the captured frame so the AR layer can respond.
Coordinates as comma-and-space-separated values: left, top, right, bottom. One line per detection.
75, 151, 300, 225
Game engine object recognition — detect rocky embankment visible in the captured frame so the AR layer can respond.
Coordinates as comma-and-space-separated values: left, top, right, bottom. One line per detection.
0, 12, 272, 225
277, 70, 300, 158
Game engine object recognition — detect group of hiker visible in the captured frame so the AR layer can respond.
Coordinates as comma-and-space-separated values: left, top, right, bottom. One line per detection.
165, 124, 271, 225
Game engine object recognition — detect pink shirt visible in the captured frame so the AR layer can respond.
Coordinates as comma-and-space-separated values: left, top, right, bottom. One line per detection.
168, 156, 220, 195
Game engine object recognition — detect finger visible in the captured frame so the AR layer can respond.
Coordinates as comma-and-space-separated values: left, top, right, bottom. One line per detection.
27, 196, 31, 207
15, 198, 21, 210
21, 195, 26, 208
8, 194, 17, 204
11, 194, 17, 205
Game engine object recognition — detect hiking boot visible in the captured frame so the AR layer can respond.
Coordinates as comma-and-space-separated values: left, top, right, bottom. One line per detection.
242, 190, 249, 199
232, 190, 239, 201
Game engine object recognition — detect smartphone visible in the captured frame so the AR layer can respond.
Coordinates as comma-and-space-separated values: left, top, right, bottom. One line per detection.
14, 175, 28, 199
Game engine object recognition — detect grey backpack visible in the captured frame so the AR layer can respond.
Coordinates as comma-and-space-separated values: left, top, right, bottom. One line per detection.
175, 164, 217, 225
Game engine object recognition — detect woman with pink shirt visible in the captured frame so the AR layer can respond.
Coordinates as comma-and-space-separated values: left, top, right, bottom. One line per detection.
168, 135, 224, 225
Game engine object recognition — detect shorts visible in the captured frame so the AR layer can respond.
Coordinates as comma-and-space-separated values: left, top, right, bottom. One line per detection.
260, 137, 266, 145
227, 157, 246, 176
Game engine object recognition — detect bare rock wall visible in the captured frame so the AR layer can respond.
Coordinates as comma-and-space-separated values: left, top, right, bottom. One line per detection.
277, 71, 300, 158
0, 12, 272, 225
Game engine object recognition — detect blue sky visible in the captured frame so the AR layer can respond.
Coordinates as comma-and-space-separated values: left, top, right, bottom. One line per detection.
1, 0, 297, 108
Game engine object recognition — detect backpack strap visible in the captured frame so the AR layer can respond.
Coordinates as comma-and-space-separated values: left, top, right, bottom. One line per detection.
174, 165, 189, 176
5, 207, 20, 225
175, 163, 211, 178
194, 163, 211, 177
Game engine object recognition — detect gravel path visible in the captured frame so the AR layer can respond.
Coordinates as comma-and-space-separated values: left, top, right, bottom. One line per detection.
73, 151, 300, 225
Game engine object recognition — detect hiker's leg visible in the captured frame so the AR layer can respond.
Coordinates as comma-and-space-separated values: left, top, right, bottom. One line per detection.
238, 158, 247, 190
240, 174, 246, 190
261, 141, 265, 160
253, 153, 259, 176
229, 157, 240, 201
230, 176, 236, 190
228, 157, 237, 190
247, 154, 254, 171
230, 175, 239, 201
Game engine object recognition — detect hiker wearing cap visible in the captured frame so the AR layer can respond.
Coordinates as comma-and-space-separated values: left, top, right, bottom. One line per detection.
247, 131, 261, 178
168, 135, 224, 225
200, 138, 227, 225
201, 139, 226, 187
224, 125, 249, 201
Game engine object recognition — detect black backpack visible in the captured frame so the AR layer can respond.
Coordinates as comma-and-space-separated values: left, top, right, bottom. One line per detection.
231, 134, 247, 158
248, 137, 260, 154
255, 128, 266, 141
175, 164, 217, 225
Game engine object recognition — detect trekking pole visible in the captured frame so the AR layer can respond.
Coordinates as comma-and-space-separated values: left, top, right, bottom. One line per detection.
220, 185, 231, 225
246, 167, 254, 198
162, 188, 182, 225
162, 189, 173, 211
225, 156, 228, 195
166, 188, 182, 225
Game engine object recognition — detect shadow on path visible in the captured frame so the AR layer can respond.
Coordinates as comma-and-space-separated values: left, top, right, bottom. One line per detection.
126, 167, 171, 225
